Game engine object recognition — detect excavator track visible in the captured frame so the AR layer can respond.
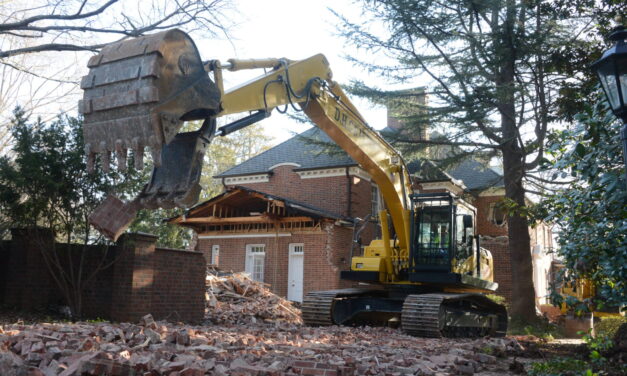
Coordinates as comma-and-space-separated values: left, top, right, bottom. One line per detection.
402, 293, 508, 338
301, 288, 376, 326
401, 294, 446, 338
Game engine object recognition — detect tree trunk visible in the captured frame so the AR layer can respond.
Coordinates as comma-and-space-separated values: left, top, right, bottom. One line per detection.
497, 0, 537, 322
501, 145, 537, 321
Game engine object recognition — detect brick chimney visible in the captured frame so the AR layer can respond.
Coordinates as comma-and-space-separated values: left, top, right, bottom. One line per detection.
385, 88, 428, 140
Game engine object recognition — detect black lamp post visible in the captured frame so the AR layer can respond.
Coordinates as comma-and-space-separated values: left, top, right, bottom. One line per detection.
591, 25, 627, 186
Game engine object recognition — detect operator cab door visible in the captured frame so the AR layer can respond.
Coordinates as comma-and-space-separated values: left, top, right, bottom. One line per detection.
409, 193, 456, 273
288, 244, 304, 302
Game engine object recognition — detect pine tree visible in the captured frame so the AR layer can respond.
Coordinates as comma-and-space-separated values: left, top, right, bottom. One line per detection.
333, 0, 624, 320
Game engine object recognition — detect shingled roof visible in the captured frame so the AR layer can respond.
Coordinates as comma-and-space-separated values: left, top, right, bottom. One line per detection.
216, 126, 504, 192
216, 127, 356, 177
447, 159, 504, 191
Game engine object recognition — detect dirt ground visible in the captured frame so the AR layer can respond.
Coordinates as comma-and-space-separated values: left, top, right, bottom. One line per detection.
0, 310, 594, 376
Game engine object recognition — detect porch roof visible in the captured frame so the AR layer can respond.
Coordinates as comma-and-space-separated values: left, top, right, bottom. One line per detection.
169, 186, 355, 230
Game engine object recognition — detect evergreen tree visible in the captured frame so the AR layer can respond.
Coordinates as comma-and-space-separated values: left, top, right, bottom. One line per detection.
538, 95, 626, 310
333, 0, 625, 320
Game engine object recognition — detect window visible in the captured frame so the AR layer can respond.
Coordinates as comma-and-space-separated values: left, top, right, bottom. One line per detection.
289, 243, 304, 255
245, 244, 265, 282
371, 185, 381, 219
488, 202, 507, 227
415, 206, 451, 266
211, 245, 220, 265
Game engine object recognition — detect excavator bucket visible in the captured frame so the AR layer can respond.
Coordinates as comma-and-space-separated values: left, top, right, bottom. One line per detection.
81, 29, 221, 239
138, 124, 214, 209
79, 28, 221, 172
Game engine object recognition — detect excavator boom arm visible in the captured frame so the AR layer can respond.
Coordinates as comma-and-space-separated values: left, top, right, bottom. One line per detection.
215, 54, 413, 250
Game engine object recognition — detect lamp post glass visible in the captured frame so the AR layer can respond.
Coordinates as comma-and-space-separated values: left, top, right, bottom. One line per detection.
591, 25, 627, 186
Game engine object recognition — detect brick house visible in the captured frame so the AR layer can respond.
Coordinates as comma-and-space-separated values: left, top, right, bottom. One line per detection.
173, 121, 555, 306
170, 185, 358, 302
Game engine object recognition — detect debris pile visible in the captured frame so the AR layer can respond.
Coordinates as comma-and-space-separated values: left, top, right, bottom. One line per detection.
0, 314, 529, 375
204, 269, 302, 325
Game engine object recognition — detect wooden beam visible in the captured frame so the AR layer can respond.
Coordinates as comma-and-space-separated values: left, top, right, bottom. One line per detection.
178, 215, 314, 224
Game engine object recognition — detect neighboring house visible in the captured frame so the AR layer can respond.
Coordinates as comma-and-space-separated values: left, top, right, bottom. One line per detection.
172, 117, 555, 306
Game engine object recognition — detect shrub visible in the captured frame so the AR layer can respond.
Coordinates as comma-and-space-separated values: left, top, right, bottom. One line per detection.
594, 317, 626, 340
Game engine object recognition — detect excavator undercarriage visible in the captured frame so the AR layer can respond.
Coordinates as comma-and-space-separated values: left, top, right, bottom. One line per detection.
302, 289, 507, 338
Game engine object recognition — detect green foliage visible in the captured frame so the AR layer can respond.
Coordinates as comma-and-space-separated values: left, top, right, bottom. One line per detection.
0, 108, 136, 242
508, 316, 562, 340
528, 358, 593, 376
128, 208, 191, 249
0, 108, 189, 247
531, 329, 618, 375
485, 294, 507, 307
594, 317, 627, 340
199, 122, 273, 200
84, 317, 109, 324
538, 95, 627, 310
581, 329, 613, 364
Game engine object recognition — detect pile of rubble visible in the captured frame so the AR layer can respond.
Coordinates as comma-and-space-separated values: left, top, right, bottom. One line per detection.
0, 313, 528, 375
204, 269, 302, 325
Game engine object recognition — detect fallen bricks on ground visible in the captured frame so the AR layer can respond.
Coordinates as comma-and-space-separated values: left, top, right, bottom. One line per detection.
0, 268, 530, 375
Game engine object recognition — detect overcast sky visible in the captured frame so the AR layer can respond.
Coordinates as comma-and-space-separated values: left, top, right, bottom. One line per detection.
193, 0, 394, 143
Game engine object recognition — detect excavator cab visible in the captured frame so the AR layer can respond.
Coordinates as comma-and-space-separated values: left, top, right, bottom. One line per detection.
410, 192, 494, 283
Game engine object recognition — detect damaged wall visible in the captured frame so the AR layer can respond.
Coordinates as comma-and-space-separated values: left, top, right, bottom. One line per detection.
198, 224, 355, 299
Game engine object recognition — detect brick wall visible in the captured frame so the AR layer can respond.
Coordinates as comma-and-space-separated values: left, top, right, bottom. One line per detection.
230, 166, 351, 216
2, 228, 64, 311
0, 229, 205, 323
479, 236, 512, 302
110, 234, 206, 323
152, 247, 205, 322
474, 196, 508, 237
198, 223, 354, 299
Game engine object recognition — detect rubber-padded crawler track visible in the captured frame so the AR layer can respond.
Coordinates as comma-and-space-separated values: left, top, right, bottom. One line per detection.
401, 293, 508, 338
401, 294, 445, 337
302, 288, 375, 326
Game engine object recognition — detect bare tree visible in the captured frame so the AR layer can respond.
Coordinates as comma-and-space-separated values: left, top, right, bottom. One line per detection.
0, 0, 233, 154
0, 0, 231, 58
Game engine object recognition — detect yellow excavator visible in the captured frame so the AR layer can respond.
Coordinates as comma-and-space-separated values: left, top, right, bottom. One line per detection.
80, 29, 507, 337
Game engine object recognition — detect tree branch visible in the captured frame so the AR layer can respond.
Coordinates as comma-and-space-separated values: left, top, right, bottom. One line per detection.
0, 1, 118, 32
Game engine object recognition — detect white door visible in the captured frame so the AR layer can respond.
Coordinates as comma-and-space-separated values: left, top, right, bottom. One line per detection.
287, 244, 304, 302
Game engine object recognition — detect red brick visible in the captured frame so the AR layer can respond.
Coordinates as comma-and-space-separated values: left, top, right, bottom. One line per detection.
301, 368, 327, 375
